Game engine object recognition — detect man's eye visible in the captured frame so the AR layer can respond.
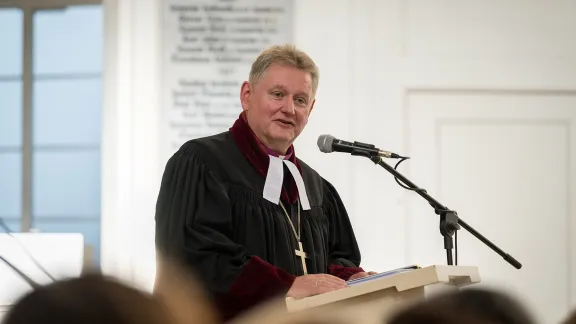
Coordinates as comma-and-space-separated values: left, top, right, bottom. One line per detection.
296, 97, 307, 105
272, 91, 283, 98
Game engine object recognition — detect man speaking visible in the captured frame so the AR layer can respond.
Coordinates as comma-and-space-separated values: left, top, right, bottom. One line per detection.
154, 44, 373, 320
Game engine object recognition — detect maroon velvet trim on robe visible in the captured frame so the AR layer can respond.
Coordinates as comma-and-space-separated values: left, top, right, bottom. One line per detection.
328, 264, 366, 281
229, 112, 301, 204
216, 256, 296, 321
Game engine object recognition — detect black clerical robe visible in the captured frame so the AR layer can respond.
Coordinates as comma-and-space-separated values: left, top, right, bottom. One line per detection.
155, 131, 362, 320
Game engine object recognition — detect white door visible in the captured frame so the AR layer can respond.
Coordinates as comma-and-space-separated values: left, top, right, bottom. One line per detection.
407, 90, 576, 323
345, 1, 576, 323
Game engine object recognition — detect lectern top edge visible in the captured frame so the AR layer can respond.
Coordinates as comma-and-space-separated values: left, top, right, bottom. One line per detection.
285, 265, 481, 312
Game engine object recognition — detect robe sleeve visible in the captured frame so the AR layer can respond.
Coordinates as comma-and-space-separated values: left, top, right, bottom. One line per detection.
154, 144, 296, 320
322, 180, 365, 281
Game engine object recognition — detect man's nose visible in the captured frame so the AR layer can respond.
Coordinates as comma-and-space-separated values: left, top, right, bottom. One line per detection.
280, 98, 295, 114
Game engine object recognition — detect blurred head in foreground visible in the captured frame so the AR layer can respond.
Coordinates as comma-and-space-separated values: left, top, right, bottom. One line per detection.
386, 287, 536, 324
3, 274, 175, 324
5, 258, 218, 324
563, 309, 576, 324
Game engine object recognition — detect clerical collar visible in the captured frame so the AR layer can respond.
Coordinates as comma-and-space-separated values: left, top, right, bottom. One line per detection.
261, 142, 294, 160
229, 112, 310, 209
262, 154, 310, 210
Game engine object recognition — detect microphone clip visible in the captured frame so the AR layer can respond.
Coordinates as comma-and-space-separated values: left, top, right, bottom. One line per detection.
350, 141, 377, 158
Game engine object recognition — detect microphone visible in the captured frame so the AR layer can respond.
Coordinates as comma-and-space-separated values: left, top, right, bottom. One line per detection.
317, 134, 404, 159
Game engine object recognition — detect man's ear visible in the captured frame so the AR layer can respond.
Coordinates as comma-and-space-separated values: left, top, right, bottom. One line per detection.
240, 81, 251, 111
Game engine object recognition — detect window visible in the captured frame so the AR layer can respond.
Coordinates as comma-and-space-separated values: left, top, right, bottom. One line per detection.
0, 2, 103, 267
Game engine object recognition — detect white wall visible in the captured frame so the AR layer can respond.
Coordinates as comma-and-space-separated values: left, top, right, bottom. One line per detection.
101, 0, 161, 289
102, 0, 576, 322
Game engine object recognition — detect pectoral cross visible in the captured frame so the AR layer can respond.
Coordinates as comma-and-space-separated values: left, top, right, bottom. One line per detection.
294, 241, 308, 275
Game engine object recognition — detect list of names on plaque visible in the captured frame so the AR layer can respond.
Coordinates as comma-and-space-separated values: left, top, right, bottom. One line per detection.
161, 0, 294, 158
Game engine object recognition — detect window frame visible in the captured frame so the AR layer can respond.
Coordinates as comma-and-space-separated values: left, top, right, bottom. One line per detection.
0, 0, 102, 232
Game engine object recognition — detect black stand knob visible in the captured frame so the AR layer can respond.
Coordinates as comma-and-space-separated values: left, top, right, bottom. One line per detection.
439, 210, 460, 265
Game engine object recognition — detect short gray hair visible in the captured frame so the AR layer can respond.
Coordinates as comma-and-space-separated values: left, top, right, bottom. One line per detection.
249, 44, 319, 95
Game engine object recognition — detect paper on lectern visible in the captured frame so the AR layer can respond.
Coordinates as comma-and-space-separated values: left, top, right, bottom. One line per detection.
346, 264, 420, 286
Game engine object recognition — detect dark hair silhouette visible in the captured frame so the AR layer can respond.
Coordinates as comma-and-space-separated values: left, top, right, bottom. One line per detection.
563, 309, 576, 324
3, 274, 176, 324
387, 287, 535, 324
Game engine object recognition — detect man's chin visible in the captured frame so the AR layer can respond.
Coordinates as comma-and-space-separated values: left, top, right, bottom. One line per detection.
268, 129, 295, 140
272, 136, 295, 144
267, 133, 296, 148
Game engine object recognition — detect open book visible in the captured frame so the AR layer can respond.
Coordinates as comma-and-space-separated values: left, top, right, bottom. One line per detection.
346, 265, 420, 286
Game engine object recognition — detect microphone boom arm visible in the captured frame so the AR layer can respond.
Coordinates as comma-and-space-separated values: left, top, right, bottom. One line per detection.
362, 153, 521, 269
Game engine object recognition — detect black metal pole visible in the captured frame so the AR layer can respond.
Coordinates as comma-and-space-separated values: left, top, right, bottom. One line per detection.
368, 155, 522, 269
0, 255, 40, 288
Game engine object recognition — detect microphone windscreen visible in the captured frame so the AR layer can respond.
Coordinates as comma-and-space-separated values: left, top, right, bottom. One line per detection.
317, 134, 335, 153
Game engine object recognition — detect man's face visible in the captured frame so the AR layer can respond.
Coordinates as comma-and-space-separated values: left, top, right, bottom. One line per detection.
240, 63, 315, 154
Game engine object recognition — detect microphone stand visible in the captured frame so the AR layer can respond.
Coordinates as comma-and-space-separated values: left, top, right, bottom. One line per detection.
357, 152, 521, 269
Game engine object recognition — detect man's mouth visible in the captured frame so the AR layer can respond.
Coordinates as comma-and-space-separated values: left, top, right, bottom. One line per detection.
275, 119, 295, 126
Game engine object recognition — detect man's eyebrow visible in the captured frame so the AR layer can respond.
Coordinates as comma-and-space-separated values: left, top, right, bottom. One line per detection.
268, 84, 311, 99
269, 84, 288, 92
294, 91, 310, 99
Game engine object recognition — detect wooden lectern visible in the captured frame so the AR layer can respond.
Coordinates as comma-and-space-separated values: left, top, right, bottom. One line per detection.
284, 265, 481, 324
